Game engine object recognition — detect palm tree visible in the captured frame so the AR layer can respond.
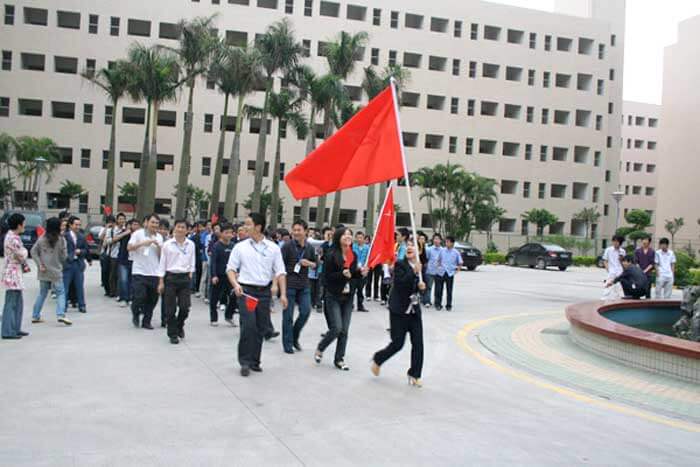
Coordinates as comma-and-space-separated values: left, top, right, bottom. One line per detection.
81, 61, 131, 212
522, 208, 559, 237
573, 207, 601, 240
118, 182, 139, 214
251, 19, 303, 213
59, 180, 86, 213
169, 16, 220, 219
0, 133, 15, 208
128, 44, 181, 219
412, 166, 437, 231
664, 217, 685, 248
361, 64, 410, 232
263, 90, 308, 229
222, 47, 263, 221
325, 31, 368, 226
12, 136, 60, 209
329, 99, 361, 226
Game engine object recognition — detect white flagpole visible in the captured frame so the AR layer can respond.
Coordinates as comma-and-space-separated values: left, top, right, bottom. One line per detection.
366, 181, 394, 267
389, 77, 423, 281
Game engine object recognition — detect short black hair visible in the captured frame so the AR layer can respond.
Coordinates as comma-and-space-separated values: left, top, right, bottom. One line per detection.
355, 231, 364, 237
173, 219, 188, 228
432, 233, 443, 240
398, 227, 410, 240
621, 254, 634, 263
159, 219, 170, 229
116, 212, 126, 219
445, 235, 456, 243
641, 233, 652, 241
220, 223, 234, 233
612, 235, 625, 244
659, 237, 670, 246
278, 228, 290, 238
293, 219, 308, 230
249, 212, 266, 232
322, 226, 331, 234
7, 213, 25, 230
145, 213, 160, 223
68, 216, 80, 226
105, 215, 116, 223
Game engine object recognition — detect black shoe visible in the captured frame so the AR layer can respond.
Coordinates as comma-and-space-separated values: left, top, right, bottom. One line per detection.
17, 331, 29, 337
435, 306, 443, 311
356, 307, 369, 312
178, 329, 185, 339
293, 341, 303, 351
142, 324, 154, 330
2, 335, 21, 340
284, 348, 295, 354
240, 367, 250, 377
169, 336, 179, 344
446, 306, 452, 311
250, 364, 263, 372
132, 315, 140, 328
264, 331, 280, 341
160, 323, 166, 328
78, 308, 87, 314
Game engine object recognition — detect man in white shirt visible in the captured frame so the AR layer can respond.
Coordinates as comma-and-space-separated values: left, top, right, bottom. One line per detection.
127, 214, 163, 329
158, 219, 196, 344
603, 235, 625, 298
227, 213, 288, 377
655, 237, 677, 299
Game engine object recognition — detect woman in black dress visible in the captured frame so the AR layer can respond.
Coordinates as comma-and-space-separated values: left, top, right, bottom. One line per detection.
314, 227, 367, 371
371, 242, 426, 387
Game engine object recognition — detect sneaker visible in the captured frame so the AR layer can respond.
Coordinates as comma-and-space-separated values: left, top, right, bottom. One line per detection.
224, 318, 237, 327
425, 303, 432, 309
170, 336, 179, 344
380, 301, 387, 306
32, 318, 45, 324
204, 298, 209, 304
210, 322, 219, 327
195, 292, 202, 298
120, 301, 128, 308
219, 304, 226, 312
58, 317, 72, 326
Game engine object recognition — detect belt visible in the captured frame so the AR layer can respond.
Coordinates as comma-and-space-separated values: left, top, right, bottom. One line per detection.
165, 272, 190, 277
240, 283, 272, 291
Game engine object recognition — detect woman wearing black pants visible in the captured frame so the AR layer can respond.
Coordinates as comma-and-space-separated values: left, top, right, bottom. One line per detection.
315, 228, 367, 371
371, 243, 426, 387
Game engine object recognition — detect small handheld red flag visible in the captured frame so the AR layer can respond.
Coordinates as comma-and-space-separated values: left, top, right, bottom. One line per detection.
366, 185, 396, 269
36, 225, 45, 237
284, 86, 405, 200
244, 294, 259, 313
103, 205, 112, 216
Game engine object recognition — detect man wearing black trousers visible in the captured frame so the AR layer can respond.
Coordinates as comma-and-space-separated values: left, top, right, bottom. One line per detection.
209, 223, 237, 327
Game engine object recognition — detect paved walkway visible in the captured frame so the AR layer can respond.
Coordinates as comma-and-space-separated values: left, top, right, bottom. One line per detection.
1, 265, 697, 466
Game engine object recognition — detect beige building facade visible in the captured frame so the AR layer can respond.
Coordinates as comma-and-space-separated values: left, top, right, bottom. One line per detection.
0, 0, 625, 248
654, 15, 700, 252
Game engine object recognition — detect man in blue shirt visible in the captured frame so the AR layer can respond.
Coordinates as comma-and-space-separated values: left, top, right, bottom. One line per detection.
352, 231, 370, 312
424, 234, 444, 307
434, 236, 462, 311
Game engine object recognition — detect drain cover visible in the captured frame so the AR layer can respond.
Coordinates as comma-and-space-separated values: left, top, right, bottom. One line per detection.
541, 328, 569, 335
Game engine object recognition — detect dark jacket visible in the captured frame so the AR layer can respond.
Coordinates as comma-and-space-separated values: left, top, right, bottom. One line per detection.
64, 230, 90, 268
634, 247, 655, 275
281, 239, 317, 289
210, 240, 234, 278
389, 259, 422, 315
614, 264, 648, 296
323, 247, 360, 297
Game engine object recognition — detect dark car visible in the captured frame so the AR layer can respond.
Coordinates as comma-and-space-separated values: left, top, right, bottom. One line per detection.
0, 211, 46, 256
506, 243, 573, 271
455, 242, 483, 271
596, 252, 606, 268
86, 224, 104, 259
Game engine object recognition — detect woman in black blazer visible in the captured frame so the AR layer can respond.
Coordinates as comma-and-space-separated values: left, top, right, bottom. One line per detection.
315, 227, 366, 370
371, 242, 426, 386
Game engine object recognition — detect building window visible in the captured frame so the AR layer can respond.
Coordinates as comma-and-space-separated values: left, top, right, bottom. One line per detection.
596, 79, 604, 95
594, 151, 601, 167
526, 106, 533, 123
449, 136, 457, 154
595, 115, 602, 131
372, 8, 380, 26
543, 71, 550, 88
608, 102, 614, 114
204, 113, 213, 132
539, 145, 547, 162
450, 97, 459, 114
371, 48, 379, 65
544, 35, 551, 51
89, 14, 98, 33
598, 43, 605, 59
611, 34, 616, 46
470, 23, 478, 40
83, 103, 93, 123
19, 98, 42, 116
468, 61, 476, 78
605, 170, 611, 182
1, 50, 11, 71
304, 0, 313, 16
86, 58, 96, 75
465, 138, 473, 155
51, 101, 75, 119
201, 157, 211, 176
100, 151, 108, 170
452, 58, 460, 76
609, 68, 615, 81
525, 144, 532, 160
390, 11, 398, 28
388, 50, 396, 66
0, 97, 9, 117
454, 20, 462, 38
467, 99, 475, 116
529, 32, 536, 49
523, 181, 531, 198
302, 39, 311, 58
5, 5, 15, 25
78, 193, 88, 213
104, 105, 113, 125
592, 187, 600, 203
24, 7, 48, 26
285, 0, 293, 14
538, 183, 546, 199
110, 16, 120, 36
527, 69, 535, 86
80, 149, 91, 168
541, 108, 549, 124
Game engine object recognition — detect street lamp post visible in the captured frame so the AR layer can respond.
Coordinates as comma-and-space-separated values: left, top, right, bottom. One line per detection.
35, 156, 47, 211
612, 190, 624, 232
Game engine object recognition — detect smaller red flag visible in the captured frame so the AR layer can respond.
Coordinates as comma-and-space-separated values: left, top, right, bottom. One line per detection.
103, 205, 113, 216
244, 294, 259, 313
36, 225, 45, 237
366, 185, 396, 269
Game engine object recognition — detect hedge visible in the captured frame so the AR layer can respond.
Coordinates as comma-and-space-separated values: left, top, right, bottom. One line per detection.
484, 252, 507, 264
573, 256, 597, 267
674, 251, 698, 287
688, 268, 700, 286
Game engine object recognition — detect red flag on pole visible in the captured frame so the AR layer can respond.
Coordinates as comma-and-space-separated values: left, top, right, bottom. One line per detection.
366, 185, 396, 269
284, 86, 405, 200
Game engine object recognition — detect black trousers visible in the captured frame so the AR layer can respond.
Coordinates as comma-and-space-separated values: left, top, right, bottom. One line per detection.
131, 275, 159, 326
192, 257, 203, 292
643, 274, 653, 299
434, 274, 454, 308
309, 278, 321, 308
109, 258, 119, 297
210, 277, 237, 322
352, 277, 366, 309
622, 283, 645, 300
100, 255, 111, 295
373, 312, 424, 378
367, 266, 382, 299
237, 285, 272, 368
164, 273, 191, 338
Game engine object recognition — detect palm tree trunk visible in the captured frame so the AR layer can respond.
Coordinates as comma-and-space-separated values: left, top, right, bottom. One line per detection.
175, 81, 195, 219
300, 106, 316, 222
315, 108, 333, 229
365, 184, 375, 233
269, 127, 282, 230
137, 101, 152, 219
224, 96, 245, 221
141, 100, 159, 217
105, 98, 118, 211
210, 93, 229, 218
251, 77, 272, 213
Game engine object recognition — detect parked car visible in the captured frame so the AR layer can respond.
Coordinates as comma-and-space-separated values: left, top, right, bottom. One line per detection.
454, 242, 483, 271
596, 252, 606, 268
86, 224, 104, 259
0, 210, 46, 256
506, 243, 573, 271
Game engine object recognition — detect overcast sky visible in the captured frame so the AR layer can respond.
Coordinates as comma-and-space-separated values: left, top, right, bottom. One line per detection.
491, 0, 700, 104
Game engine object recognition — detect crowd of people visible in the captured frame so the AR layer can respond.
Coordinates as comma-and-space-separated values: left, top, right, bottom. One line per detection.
2, 210, 469, 387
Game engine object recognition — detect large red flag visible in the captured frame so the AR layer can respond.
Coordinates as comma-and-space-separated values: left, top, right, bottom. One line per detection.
284, 86, 405, 200
366, 185, 396, 269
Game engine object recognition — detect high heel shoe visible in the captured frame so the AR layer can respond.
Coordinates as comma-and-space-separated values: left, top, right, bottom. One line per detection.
370, 361, 380, 376
314, 350, 323, 364
408, 376, 422, 388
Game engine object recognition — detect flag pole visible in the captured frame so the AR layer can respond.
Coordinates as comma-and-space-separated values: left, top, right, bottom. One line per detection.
366, 181, 394, 266
389, 78, 423, 281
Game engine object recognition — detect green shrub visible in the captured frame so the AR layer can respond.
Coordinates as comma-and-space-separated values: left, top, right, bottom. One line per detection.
573, 256, 597, 267
674, 251, 698, 287
484, 252, 506, 264
688, 268, 700, 286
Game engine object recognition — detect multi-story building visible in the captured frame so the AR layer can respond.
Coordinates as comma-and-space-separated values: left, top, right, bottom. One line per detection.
0, 0, 625, 248
655, 14, 700, 252
619, 101, 660, 226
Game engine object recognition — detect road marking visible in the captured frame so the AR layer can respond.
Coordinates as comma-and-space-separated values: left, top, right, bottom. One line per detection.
456, 314, 700, 433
